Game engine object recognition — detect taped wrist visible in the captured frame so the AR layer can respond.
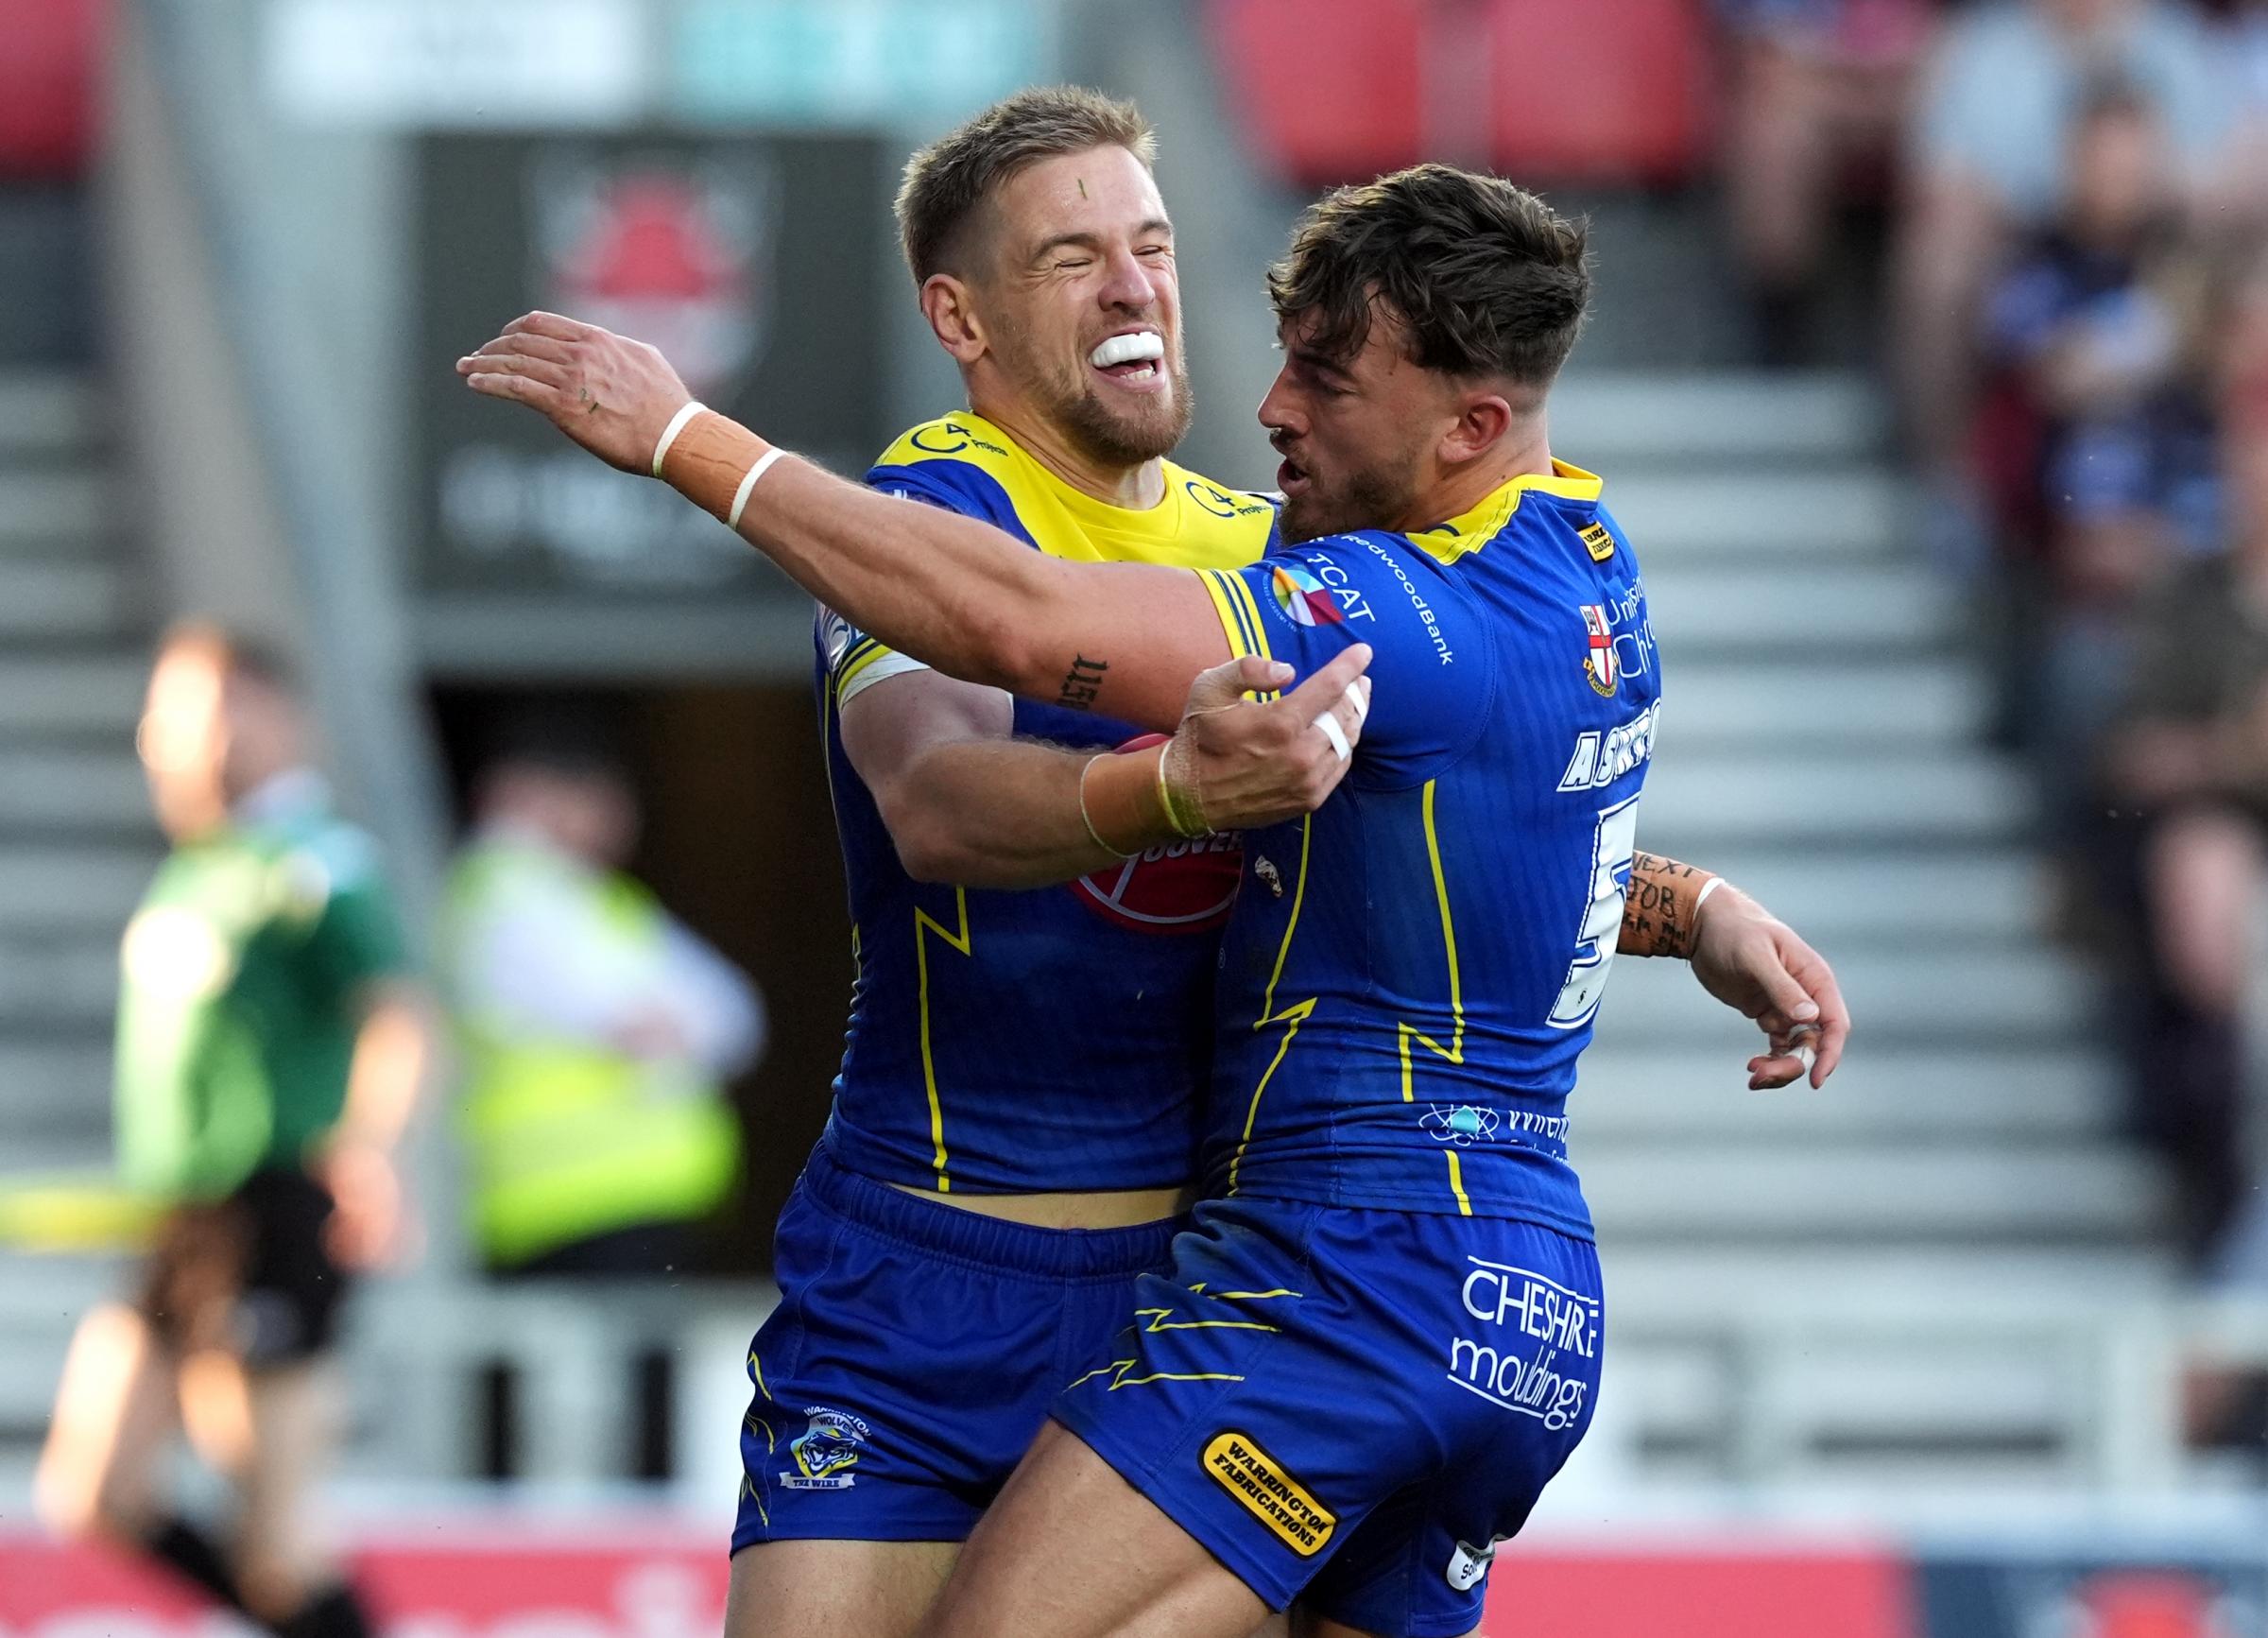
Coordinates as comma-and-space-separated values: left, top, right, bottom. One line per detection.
1081, 746, 1174, 856
659, 411, 777, 524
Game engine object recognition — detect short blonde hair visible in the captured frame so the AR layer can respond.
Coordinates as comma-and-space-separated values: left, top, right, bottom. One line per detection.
894, 86, 1155, 284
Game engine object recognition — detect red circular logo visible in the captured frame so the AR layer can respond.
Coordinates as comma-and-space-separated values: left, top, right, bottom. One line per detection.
1070, 734, 1243, 934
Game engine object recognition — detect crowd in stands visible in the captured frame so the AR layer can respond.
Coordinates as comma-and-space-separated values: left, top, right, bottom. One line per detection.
1714, 0, 2268, 1281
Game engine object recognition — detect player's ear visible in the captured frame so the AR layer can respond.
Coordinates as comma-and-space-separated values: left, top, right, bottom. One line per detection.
919, 274, 988, 366
1438, 390, 1516, 466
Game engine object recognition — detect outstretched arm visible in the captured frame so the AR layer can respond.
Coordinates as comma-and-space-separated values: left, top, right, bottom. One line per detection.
460, 314, 1248, 733
1618, 853, 1849, 1091
847, 652, 1372, 889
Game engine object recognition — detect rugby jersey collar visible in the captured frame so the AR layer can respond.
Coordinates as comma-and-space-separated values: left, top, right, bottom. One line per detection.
1408, 458, 1603, 565
961, 409, 1190, 543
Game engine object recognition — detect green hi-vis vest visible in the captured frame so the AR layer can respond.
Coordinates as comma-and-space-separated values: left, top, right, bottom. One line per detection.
443, 842, 741, 1268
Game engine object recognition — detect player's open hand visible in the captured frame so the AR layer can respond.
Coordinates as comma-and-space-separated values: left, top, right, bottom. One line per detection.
457, 312, 690, 475
1166, 645, 1373, 831
1688, 888, 1849, 1090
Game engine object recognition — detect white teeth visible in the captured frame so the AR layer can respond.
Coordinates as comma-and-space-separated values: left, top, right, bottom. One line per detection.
1089, 331, 1165, 369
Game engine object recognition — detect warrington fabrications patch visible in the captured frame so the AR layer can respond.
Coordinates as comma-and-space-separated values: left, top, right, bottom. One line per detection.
1202, 1432, 1336, 1555
1578, 521, 1616, 562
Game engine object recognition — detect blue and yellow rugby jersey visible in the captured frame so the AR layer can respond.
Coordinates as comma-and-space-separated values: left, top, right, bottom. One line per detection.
1192, 462, 1659, 1233
816, 412, 1280, 1194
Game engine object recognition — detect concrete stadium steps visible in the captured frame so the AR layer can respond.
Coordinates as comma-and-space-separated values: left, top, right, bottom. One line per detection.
0, 655, 146, 737
1555, 369, 2153, 1480
1641, 750, 2032, 845
0, 1042, 112, 1138
0, 747, 152, 833
1575, 1047, 2121, 1140
0, 368, 154, 1172
0, 936, 118, 1029
1642, 562, 1954, 654
1581, 1145, 2162, 1243
1596, 941, 2091, 1041
0, 560, 133, 641
1606, 470, 1905, 558
1553, 371, 1889, 465
1602, 1245, 2173, 1313
1662, 661, 1990, 747
0, 371, 100, 458
0, 847, 161, 932
1644, 848, 2047, 942
0, 468, 112, 548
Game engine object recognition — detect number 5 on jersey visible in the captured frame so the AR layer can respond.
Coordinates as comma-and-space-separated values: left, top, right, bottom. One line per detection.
1550, 795, 1640, 1028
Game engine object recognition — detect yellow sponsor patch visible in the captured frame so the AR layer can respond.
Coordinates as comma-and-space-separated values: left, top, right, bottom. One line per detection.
1578, 521, 1616, 562
1201, 1432, 1336, 1556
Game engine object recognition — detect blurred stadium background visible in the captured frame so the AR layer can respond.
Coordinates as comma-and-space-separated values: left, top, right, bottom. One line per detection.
3, 1, 2268, 1634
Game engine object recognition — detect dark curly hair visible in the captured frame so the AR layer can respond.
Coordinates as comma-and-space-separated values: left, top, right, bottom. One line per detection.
1267, 164, 1590, 388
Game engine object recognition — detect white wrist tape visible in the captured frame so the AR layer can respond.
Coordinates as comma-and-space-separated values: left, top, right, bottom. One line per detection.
650, 401, 709, 478
729, 447, 787, 530
1693, 875, 1727, 915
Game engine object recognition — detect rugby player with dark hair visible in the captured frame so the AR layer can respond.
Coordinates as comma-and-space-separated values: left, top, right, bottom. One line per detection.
463, 99, 1847, 1638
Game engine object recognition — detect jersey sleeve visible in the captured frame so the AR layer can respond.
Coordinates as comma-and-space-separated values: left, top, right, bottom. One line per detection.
297, 828, 413, 999
1198, 533, 1494, 788
824, 457, 1034, 706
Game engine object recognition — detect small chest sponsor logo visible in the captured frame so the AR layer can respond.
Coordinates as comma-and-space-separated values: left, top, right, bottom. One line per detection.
1578, 521, 1616, 562
1202, 1432, 1336, 1556
1269, 562, 1347, 628
1581, 603, 1619, 696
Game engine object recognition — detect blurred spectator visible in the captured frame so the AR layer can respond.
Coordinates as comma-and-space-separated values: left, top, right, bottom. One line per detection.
2207, 0, 2268, 221
1892, 0, 2233, 490
36, 625, 433, 1638
441, 743, 762, 1280
1978, 76, 2216, 811
1717, 0, 1933, 364
2103, 274, 2268, 1261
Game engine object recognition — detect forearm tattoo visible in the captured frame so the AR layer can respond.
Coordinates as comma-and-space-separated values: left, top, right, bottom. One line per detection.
1622, 852, 1713, 958
1057, 654, 1108, 711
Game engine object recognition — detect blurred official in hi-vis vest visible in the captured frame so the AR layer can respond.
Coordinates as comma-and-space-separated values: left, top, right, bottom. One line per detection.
442, 744, 765, 1276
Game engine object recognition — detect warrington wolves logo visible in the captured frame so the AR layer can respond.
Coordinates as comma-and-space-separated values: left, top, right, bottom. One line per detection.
780, 1406, 869, 1491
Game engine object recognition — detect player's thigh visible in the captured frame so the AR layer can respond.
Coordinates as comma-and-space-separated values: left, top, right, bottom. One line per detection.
231, 1361, 349, 1610
917, 1420, 1269, 1638
36, 1303, 180, 1537
727, 1539, 958, 1638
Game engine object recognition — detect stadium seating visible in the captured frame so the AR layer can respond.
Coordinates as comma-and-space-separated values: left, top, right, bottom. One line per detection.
1486, 0, 1711, 184
0, 0, 105, 179
1208, 0, 1710, 187
1207, 0, 1427, 187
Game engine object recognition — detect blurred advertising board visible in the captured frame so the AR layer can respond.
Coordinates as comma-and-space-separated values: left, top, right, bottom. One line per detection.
265, 1, 1046, 129
672, 2, 1045, 126
8, 1527, 2268, 1638
414, 132, 888, 670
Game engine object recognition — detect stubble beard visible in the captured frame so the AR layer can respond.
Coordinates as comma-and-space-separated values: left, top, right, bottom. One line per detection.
1280, 454, 1420, 544
1002, 325, 1196, 471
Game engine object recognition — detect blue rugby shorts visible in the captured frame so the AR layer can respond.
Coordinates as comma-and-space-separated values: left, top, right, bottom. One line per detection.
1051, 1196, 1604, 1637
731, 1140, 1181, 1550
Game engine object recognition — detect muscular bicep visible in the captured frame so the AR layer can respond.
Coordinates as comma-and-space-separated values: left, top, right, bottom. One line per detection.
839, 667, 1016, 798
838, 666, 1120, 888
